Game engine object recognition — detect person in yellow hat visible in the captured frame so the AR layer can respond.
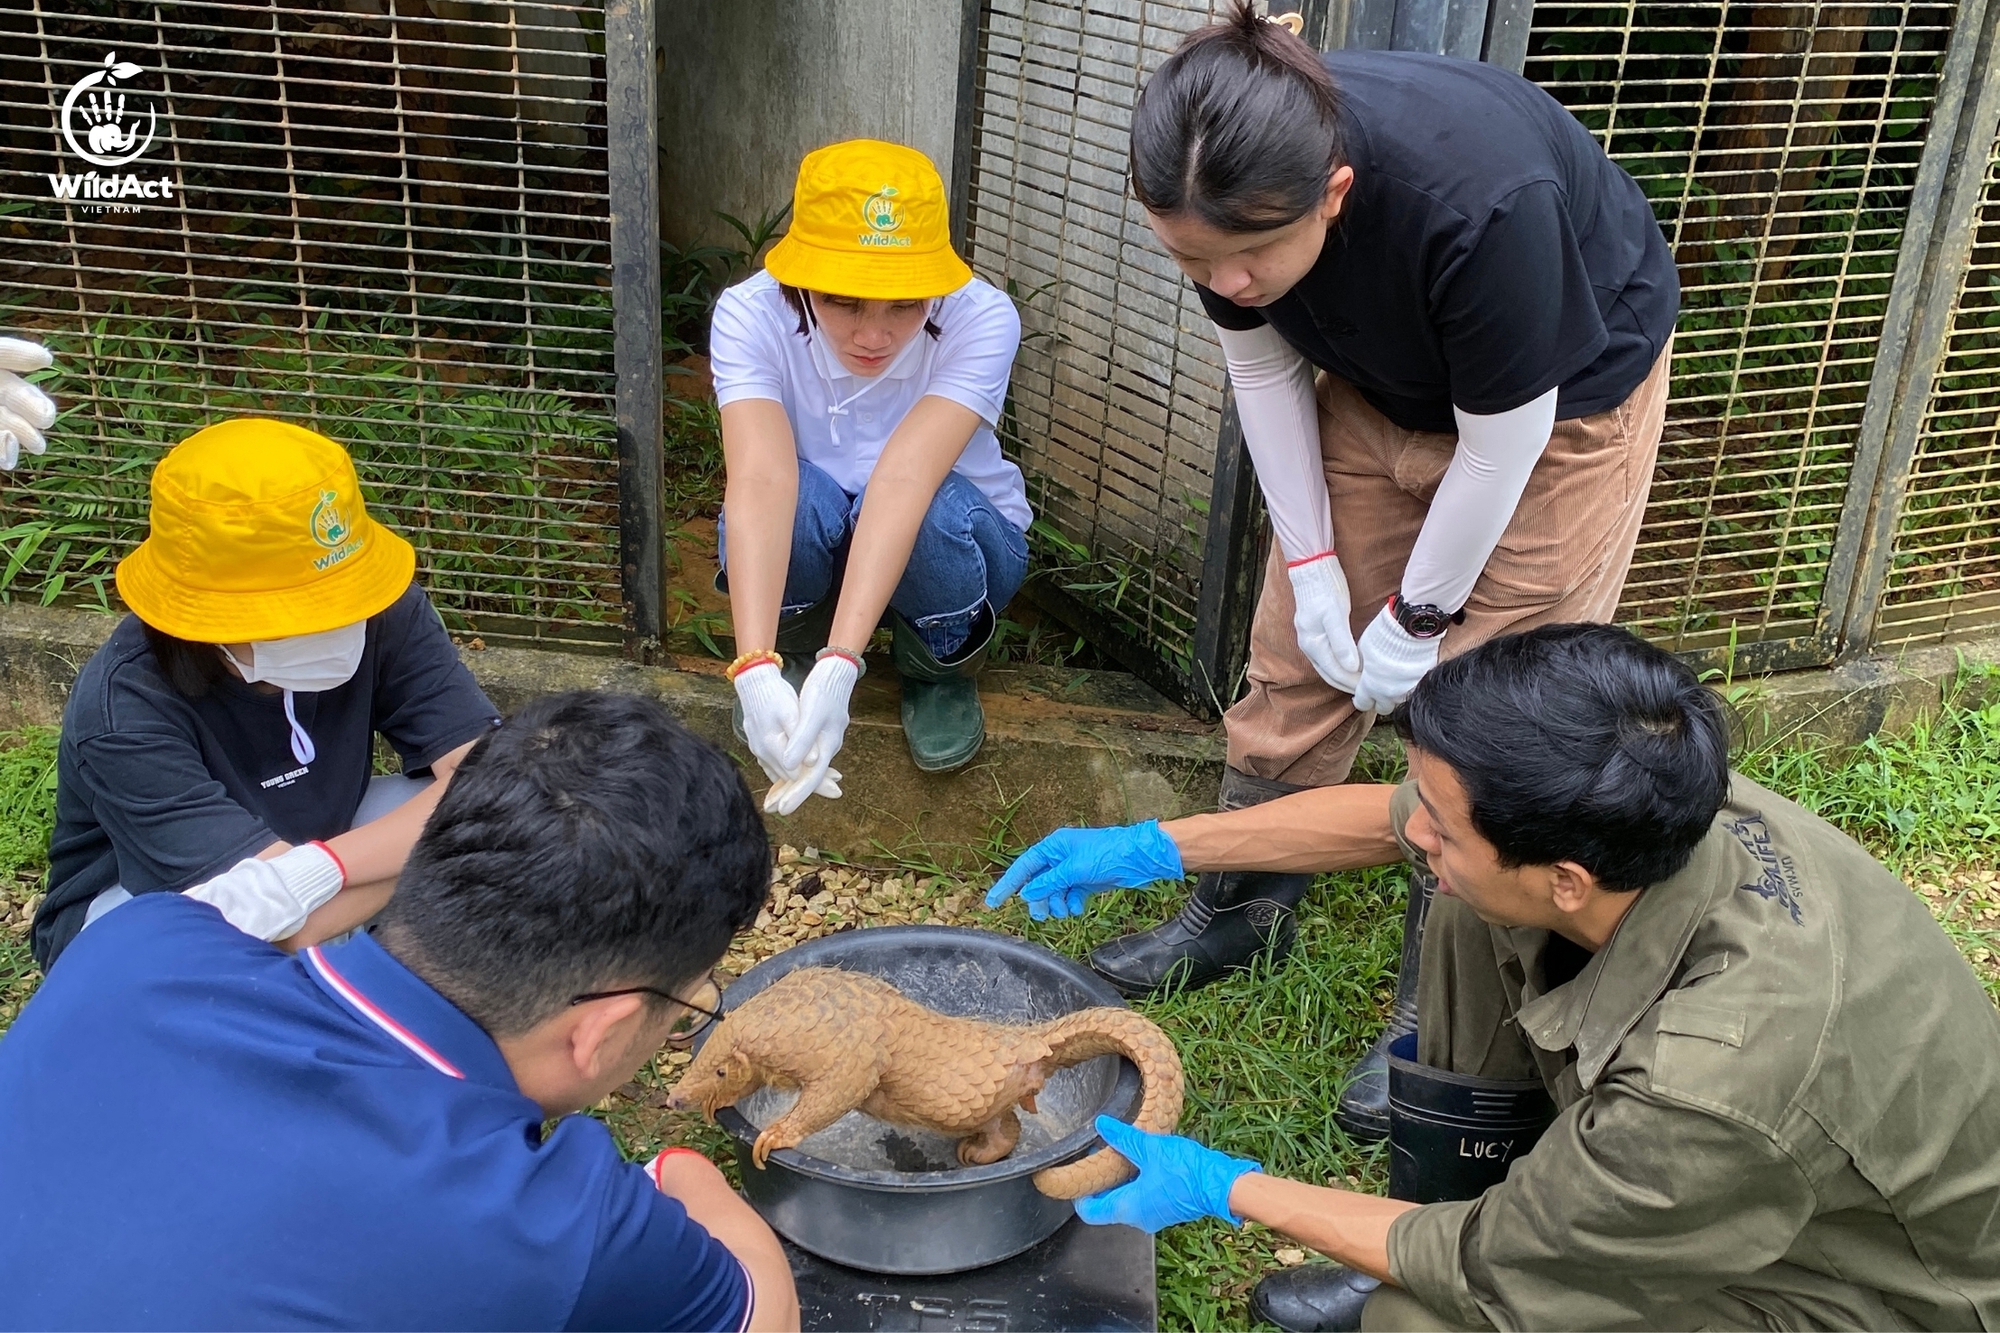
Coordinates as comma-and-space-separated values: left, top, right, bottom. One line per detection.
710, 138, 1027, 812
31, 419, 502, 968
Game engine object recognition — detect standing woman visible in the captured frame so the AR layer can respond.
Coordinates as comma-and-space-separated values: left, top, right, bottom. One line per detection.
1078, 7, 1679, 1136
711, 139, 1028, 809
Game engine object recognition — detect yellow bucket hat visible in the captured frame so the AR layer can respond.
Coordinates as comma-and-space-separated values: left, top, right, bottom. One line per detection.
763, 139, 974, 300
116, 418, 415, 642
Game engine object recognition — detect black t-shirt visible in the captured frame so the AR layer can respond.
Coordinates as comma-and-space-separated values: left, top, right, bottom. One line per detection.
1198, 50, 1680, 432
35, 583, 500, 967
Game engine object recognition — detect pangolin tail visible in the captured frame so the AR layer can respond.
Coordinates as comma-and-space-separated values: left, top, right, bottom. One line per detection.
1028, 1006, 1185, 1199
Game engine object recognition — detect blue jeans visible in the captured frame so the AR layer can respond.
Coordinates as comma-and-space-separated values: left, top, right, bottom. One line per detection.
721, 458, 1029, 660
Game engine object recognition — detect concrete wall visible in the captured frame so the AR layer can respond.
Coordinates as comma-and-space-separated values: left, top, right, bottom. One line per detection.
655, 1, 964, 250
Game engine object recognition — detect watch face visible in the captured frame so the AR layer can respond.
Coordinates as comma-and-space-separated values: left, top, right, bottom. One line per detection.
1399, 602, 1450, 637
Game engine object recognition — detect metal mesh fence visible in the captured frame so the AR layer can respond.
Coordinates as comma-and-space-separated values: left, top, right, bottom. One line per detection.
0, 1, 620, 649
1526, 0, 1954, 669
5, 1, 1997, 685
968, 0, 1965, 696
964, 0, 1235, 684
1877, 126, 2000, 645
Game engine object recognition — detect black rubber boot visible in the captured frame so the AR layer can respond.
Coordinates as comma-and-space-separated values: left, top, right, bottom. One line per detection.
1252, 1043, 1558, 1331
730, 598, 835, 743
1251, 1264, 1384, 1333
1334, 872, 1434, 1142
1088, 767, 1312, 1000
1385, 1031, 1557, 1203
889, 608, 993, 773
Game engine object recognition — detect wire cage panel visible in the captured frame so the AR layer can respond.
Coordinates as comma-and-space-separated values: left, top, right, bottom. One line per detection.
1527, 0, 1955, 667
965, 0, 1236, 682
1877, 125, 2000, 646
0, 1, 619, 649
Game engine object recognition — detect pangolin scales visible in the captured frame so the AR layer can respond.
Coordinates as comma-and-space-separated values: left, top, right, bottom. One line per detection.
666, 966, 1183, 1199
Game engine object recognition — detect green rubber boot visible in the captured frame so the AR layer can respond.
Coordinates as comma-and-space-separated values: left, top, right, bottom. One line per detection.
889, 609, 992, 772
731, 598, 835, 743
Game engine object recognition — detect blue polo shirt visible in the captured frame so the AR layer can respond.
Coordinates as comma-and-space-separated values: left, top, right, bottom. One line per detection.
0, 894, 753, 1332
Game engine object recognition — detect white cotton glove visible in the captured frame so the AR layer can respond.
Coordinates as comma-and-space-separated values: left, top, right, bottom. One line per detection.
773, 652, 860, 816
734, 659, 840, 808
0, 337, 57, 471
1286, 552, 1362, 694
734, 660, 802, 784
1351, 604, 1444, 715
184, 842, 345, 942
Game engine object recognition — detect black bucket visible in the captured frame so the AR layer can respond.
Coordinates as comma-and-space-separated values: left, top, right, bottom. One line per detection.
1385, 1031, 1558, 1204
699, 926, 1144, 1275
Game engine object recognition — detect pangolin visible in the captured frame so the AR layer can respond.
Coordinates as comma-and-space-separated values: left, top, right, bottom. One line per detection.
665, 966, 1183, 1199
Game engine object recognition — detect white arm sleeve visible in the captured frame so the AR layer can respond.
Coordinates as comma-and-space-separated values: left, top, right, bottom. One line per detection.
183, 842, 345, 942
1401, 388, 1560, 612
1215, 324, 1334, 564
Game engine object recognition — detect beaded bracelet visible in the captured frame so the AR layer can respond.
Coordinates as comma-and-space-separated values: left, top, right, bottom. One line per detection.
724, 649, 782, 682
816, 645, 866, 677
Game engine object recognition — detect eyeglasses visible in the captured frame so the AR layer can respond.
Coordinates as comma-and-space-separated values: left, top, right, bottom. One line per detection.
570, 972, 724, 1049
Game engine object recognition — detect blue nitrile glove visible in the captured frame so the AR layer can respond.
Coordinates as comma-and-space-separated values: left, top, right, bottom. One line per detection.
983, 821, 1184, 920
1074, 1115, 1263, 1233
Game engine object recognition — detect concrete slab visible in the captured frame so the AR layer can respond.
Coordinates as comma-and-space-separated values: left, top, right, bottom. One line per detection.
4, 602, 1994, 860
0, 603, 1224, 864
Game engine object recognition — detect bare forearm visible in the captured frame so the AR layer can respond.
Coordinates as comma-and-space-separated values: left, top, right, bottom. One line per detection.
830, 474, 941, 651
1162, 784, 1401, 875
277, 878, 395, 951
1229, 1173, 1417, 1283
669, 1171, 800, 1331
829, 396, 981, 652
721, 401, 803, 654
277, 741, 475, 949
322, 780, 442, 887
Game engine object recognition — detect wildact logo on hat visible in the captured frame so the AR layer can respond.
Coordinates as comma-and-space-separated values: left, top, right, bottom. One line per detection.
310, 489, 359, 569
116, 418, 414, 643
859, 186, 908, 245
764, 139, 972, 300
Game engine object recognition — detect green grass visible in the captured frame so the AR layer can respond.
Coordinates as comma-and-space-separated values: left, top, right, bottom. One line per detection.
0, 726, 58, 1029
1742, 674, 2000, 869
0, 677, 1995, 1327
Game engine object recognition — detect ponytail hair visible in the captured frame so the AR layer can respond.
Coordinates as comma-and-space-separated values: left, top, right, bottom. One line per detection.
1130, 2, 1347, 232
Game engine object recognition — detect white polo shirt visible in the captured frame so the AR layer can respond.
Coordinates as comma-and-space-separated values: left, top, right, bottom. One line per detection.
708, 270, 1032, 531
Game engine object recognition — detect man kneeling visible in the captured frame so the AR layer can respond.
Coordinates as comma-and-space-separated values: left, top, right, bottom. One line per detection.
0, 691, 799, 1332
993, 624, 2000, 1331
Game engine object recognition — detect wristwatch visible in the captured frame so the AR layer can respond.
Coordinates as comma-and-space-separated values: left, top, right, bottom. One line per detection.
1388, 593, 1465, 639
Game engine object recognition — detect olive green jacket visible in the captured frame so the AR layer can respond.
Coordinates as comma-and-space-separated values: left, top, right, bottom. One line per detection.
1387, 775, 2000, 1330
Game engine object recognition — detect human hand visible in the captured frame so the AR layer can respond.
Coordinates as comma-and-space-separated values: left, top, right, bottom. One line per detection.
737, 659, 843, 809
984, 821, 1183, 920
734, 660, 801, 783
1351, 604, 1443, 714
646, 1146, 728, 1198
1287, 553, 1362, 694
1074, 1116, 1262, 1233
772, 651, 860, 816
0, 337, 57, 471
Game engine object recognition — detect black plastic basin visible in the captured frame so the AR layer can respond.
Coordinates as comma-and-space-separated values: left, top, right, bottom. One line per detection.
700, 925, 1141, 1275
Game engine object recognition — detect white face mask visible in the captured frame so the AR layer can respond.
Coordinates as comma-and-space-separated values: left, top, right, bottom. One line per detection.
221, 621, 367, 694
